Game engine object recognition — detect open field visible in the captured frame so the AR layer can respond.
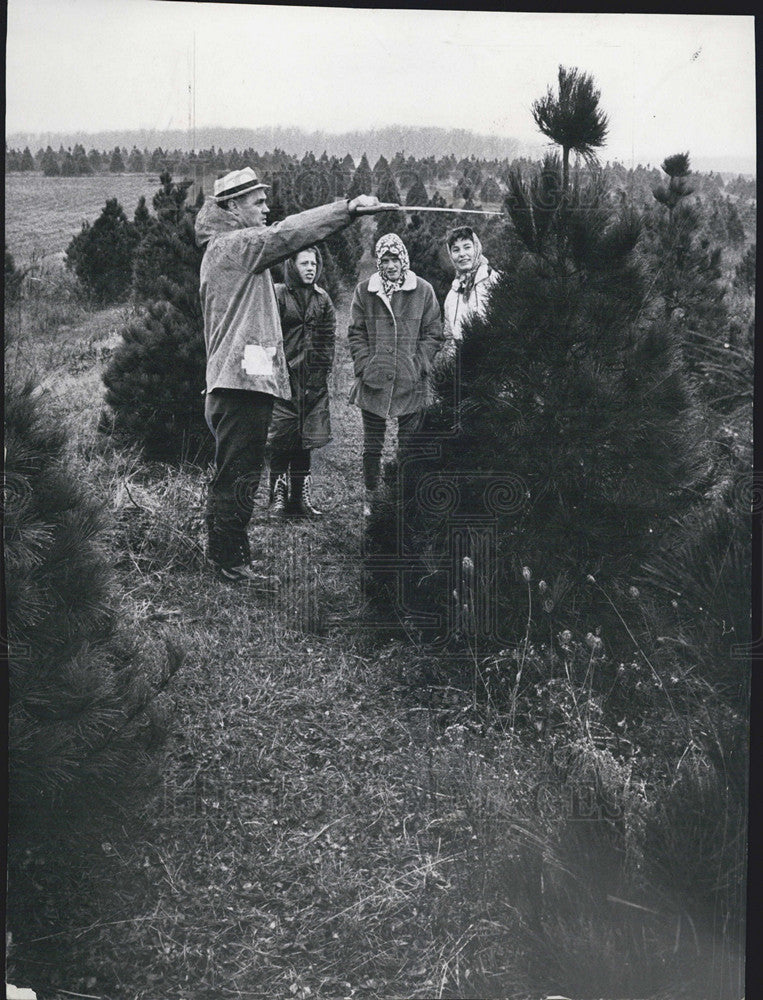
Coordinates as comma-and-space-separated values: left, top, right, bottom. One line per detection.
5, 173, 163, 264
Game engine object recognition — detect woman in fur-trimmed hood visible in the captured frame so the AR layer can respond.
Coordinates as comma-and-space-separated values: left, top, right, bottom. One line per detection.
347, 232, 443, 514
267, 246, 336, 518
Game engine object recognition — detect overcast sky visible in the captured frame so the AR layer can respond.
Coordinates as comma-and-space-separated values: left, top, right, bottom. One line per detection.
5, 3, 756, 167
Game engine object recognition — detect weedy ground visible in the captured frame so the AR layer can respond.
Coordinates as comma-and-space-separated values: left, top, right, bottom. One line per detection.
5, 237, 747, 1000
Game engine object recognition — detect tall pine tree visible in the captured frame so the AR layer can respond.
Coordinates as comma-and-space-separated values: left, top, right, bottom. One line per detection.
366, 86, 703, 653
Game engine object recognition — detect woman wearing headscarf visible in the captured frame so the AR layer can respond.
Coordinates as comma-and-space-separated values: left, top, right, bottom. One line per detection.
348, 233, 443, 515
268, 246, 336, 518
440, 226, 501, 363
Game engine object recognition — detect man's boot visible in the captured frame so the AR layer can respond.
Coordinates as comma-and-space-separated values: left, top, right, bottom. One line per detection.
269, 473, 289, 518
290, 474, 323, 518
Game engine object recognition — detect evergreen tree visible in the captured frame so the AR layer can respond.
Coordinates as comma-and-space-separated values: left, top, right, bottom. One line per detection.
127, 146, 145, 172
149, 147, 166, 172
59, 150, 77, 176
479, 175, 503, 202
19, 146, 34, 171
405, 177, 429, 207
4, 378, 178, 838
103, 173, 208, 463
724, 197, 745, 246
373, 171, 406, 243
133, 195, 151, 233
41, 146, 59, 176
109, 146, 126, 172
6, 147, 21, 171
72, 143, 92, 174
733, 244, 755, 294
372, 154, 390, 184
87, 148, 103, 172
532, 65, 609, 191
366, 91, 702, 652
102, 300, 209, 462
65, 198, 139, 303
347, 153, 373, 199
646, 153, 728, 396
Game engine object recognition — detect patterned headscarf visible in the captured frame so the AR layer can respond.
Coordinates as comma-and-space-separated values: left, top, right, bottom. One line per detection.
375, 233, 410, 298
446, 227, 488, 299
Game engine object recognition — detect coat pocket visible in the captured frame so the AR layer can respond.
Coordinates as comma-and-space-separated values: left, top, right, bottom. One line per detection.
362, 354, 392, 390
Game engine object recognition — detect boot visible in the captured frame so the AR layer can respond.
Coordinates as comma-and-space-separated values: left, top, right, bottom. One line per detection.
290, 474, 323, 518
269, 473, 289, 518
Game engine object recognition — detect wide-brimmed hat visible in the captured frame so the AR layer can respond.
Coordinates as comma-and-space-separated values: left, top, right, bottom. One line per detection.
213, 167, 269, 202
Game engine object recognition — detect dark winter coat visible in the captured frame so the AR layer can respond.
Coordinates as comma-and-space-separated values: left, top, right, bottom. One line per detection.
347, 271, 443, 418
268, 250, 336, 451
195, 198, 352, 396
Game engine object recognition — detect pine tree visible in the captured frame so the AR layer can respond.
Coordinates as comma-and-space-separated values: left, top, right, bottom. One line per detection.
5, 379, 178, 837
372, 154, 390, 185
646, 153, 729, 398
102, 173, 208, 463
347, 153, 373, 199
532, 65, 609, 192
366, 83, 702, 654
72, 143, 92, 175
41, 146, 60, 176
65, 198, 139, 303
479, 175, 503, 203
19, 146, 34, 171
109, 146, 126, 172
87, 148, 103, 172
102, 300, 209, 462
127, 146, 145, 172
60, 150, 77, 176
724, 197, 745, 246
373, 171, 405, 243
405, 177, 429, 207
733, 244, 755, 294
133, 195, 151, 232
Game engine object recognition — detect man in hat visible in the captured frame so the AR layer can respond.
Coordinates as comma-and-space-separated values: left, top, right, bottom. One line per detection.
195, 167, 382, 585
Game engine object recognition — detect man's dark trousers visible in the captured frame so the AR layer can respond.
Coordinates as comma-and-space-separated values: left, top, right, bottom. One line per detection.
205, 388, 274, 568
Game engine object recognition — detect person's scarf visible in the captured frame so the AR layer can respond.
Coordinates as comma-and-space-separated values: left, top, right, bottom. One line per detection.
448, 230, 489, 300
375, 233, 409, 298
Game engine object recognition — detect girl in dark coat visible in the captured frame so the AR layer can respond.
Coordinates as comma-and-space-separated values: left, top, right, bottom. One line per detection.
268, 246, 336, 517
